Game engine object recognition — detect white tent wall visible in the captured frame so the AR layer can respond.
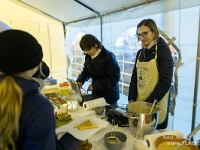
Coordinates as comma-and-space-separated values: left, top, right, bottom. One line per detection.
0, 0, 67, 84
65, 1, 200, 139
165, 7, 199, 137
66, 21, 101, 80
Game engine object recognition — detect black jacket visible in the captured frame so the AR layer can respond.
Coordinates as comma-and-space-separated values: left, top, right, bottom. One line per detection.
76, 46, 120, 104
128, 37, 174, 103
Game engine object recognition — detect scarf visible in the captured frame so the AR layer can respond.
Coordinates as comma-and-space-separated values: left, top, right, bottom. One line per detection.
91, 48, 101, 59
142, 40, 157, 49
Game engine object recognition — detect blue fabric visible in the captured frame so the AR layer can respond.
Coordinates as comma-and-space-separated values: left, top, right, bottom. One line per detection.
10, 77, 81, 150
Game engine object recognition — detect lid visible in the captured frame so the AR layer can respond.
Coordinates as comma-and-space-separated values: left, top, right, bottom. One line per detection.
65, 90, 77, 101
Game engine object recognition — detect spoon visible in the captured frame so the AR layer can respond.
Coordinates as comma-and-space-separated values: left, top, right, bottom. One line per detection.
106, 124, 119, 144
149, 99, 157, 113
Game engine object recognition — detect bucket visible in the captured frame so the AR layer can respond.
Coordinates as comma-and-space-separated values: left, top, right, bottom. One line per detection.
124, 101, 161, 139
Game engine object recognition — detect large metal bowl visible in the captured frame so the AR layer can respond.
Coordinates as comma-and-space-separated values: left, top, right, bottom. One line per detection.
124, 102, 161, 139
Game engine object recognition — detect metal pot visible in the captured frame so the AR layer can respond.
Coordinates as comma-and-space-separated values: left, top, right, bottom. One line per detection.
123, 102, 161, 139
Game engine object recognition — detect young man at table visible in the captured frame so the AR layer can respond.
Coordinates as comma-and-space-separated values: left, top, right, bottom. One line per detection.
76, 34, 120, 105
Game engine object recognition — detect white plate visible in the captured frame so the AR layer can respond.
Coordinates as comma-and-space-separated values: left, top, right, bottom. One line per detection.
89, 140, 96, 150
77, 140, 96, 150
90, 141, 96, 150
55, 107, 67, 113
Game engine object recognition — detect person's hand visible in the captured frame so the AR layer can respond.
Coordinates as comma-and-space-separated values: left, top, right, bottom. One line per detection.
87, 84, 93, 92
77, 82, 83, 88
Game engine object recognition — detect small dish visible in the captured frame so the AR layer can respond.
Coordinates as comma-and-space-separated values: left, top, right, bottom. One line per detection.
56, 107, 68, 113
94, 106, 105, 115
104, 131, 127, 150
55, 107, 69, 120
76, 139, 95, 150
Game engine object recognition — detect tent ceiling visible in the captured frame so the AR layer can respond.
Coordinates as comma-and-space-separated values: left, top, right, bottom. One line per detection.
16, 0, 160, 24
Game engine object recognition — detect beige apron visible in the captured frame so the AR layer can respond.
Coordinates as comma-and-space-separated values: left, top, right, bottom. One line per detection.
136, 45, 169, 124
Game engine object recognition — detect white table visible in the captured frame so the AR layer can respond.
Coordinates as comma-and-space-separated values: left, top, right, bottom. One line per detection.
66, 105, 137, 150
56, 104, 176, 150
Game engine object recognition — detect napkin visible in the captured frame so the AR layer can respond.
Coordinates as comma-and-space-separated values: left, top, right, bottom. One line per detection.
56, 115, 109, 141
83, 97, 107, 110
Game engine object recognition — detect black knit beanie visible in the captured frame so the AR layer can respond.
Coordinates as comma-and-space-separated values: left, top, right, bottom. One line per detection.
0, 30, 43, 73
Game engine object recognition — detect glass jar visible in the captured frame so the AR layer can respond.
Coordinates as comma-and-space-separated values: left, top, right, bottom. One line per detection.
65, 90, 78, 112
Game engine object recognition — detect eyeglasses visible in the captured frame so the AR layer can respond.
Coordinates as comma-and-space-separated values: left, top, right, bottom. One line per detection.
135, 30, 151, 38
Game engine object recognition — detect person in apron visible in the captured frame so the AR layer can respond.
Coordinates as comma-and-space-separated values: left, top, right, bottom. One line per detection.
128, 19, 174, 129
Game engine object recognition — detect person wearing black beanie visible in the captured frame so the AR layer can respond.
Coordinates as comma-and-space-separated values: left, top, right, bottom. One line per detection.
33, 61, 50, 80
0, 30, 81, 150
33, 60, 50, 91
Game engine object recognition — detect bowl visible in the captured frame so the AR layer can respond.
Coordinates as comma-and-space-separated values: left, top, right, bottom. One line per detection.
154, 135, 198, 150
125, 102, 161, 139
104, 131, 127, 150
55, 107, 68, 114
55, 107, 69, 120
94, 106, 105, 115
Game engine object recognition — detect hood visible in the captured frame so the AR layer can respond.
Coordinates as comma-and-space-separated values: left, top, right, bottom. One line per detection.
15, 77, 40, 97
0, 75, 39, 98
157, 37, 168, 49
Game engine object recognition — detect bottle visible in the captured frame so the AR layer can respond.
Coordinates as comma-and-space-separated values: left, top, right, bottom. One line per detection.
65, 90, 78, 112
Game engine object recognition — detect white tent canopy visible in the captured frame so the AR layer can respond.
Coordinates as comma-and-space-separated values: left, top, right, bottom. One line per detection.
0, 0, 68, 83
0, 0, 200, 140
11, 0, 200, 24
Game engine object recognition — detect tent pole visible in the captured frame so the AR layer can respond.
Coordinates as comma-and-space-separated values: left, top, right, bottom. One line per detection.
191, 9, 200, 138
47, 24, 52, 77
100, 17, 102, 42
74, 0, 102, 42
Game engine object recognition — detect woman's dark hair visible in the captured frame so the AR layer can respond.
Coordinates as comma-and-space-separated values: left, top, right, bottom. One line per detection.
79, 34, 102, 51
136, 19, 159, 41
